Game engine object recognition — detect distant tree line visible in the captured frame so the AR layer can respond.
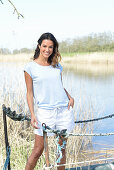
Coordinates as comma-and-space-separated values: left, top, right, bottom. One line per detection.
1, 32, 114, 55
0, 48, 34, 55
59, 32, 114, 53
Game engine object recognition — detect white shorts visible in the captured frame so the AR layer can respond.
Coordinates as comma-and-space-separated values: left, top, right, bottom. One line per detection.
34, 106, 75, 136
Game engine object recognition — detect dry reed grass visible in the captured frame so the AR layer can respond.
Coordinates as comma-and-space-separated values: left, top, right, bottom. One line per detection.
0, 53, 33, 62
62, 52, 114, 76
0, 51, 114, 64
1, 52, 114, 75
0, 86, 95, 170
0, 98, 95, 169
62, 52, 114, 64
0, 62, 95, 169
0, 59, 113, 169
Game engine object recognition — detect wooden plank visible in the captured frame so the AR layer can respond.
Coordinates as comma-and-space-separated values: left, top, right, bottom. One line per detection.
3, 105, 11, 170
43, 130, 50, 167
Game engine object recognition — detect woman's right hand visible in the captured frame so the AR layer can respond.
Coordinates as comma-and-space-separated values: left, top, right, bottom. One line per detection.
31, 114, 39, 129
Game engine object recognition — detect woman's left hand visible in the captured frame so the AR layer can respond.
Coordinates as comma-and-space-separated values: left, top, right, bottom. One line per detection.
68, 97, 74, 110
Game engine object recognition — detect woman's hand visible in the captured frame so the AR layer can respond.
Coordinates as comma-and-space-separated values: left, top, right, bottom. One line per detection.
31, 114, 39, 129
68, 97, 74, 110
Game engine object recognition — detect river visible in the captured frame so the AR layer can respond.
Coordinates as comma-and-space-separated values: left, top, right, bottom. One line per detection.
63, 64, 114, 151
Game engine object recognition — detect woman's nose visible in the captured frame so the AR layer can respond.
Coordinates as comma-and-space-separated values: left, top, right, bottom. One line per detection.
46, 48, 49, 52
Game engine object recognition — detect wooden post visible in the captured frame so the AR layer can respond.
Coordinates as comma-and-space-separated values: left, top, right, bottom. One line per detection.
43, 127, 50, 167
3, 105, 11, 170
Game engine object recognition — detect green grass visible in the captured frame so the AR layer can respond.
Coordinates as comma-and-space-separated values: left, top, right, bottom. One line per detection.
61, 52, 97, 57
61, 52, 77, 57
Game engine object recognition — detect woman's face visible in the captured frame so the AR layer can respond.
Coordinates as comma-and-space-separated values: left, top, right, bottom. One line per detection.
39, 39, 54, 59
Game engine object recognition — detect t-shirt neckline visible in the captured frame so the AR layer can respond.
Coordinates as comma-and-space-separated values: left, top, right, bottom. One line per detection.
33, 61, 51, 67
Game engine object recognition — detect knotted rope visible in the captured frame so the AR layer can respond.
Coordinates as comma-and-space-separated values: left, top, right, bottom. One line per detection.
2, 104, 31, 121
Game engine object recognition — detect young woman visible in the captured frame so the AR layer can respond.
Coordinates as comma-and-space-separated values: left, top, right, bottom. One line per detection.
24, 32, 75, 170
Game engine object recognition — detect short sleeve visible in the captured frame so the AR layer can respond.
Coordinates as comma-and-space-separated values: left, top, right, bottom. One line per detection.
24, 62, 32, 78
57, 63, 63, 73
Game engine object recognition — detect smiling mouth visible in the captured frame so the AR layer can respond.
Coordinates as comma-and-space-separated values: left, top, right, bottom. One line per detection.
44, 53, 50, 55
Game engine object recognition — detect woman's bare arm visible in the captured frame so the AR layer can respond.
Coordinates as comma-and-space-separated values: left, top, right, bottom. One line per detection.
61, 73, 74, 109
24, 72, 38, 129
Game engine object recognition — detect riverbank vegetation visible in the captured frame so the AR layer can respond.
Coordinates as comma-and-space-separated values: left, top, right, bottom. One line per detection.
0, 70, 94, 169
0, 58, 114, 169
0, 52, 114, 76
0, 65, 113, 169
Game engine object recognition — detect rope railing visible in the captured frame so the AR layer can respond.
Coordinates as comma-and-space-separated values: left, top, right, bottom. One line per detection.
42, 123, 114, 137
68, 132, 114, 137
2, 104, 114, 123
75, 113, 114, 123
42, 123, 114, 166
2, 105, 114, 170
2, 104, 31, 121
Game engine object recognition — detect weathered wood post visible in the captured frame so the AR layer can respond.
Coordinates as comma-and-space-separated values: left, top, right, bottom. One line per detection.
2, 104, 11, 170
42, 123, 50, 168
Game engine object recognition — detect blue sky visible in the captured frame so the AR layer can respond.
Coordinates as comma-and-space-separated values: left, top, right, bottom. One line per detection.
0, 0, 114, 50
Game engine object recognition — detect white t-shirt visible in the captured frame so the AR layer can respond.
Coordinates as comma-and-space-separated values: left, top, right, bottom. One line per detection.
24, 61, 69, 109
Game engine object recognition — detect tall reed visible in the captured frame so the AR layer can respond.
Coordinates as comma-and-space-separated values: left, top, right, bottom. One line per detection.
0, 62, 98, 169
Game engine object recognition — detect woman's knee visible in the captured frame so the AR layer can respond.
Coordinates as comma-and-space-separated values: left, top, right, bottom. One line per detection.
33, 145, 44, 159
33, 135, 44, 159
58, 137, 67, 146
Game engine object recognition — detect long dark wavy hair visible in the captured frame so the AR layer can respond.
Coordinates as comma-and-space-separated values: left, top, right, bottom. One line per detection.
33, 32, 61, 67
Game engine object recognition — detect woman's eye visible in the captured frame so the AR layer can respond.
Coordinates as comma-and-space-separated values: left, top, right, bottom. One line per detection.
42, 45, 53, 48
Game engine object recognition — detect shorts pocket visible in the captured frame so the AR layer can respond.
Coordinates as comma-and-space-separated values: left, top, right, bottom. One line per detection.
70, 106, 73, 109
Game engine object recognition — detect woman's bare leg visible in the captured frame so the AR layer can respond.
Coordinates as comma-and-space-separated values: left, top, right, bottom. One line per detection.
25, 135, 44, 170
57, 137, 67, 170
